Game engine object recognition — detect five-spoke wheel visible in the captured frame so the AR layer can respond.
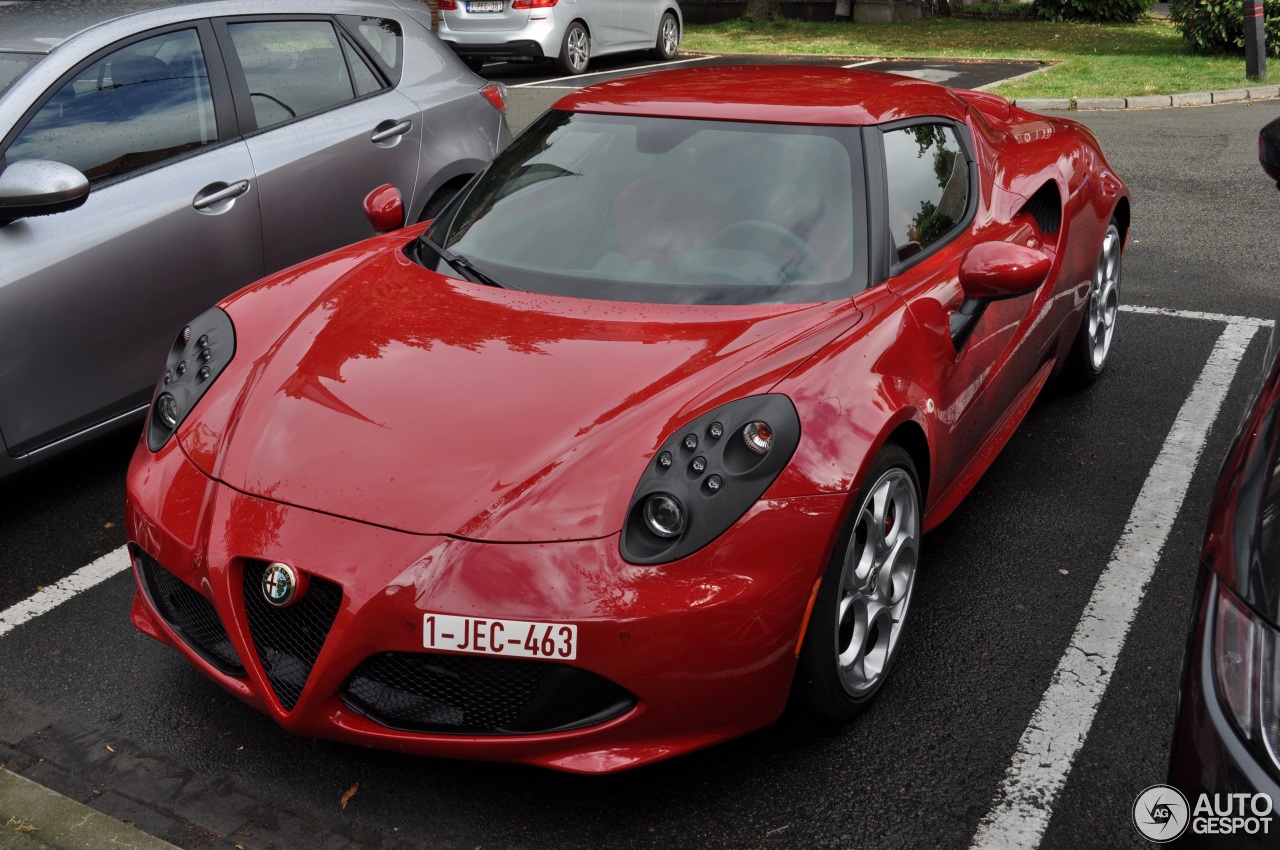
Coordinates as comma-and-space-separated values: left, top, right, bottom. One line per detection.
796, 444, 921, 719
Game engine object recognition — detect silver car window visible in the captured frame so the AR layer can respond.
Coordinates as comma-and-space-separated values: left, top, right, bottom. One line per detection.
0, 53, 39, 97
340, 37, 382, 97
355, 17, 402, 78
228, 20, 358, 131
5, 29, 217, 184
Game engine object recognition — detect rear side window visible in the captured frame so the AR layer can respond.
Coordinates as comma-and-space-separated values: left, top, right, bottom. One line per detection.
883, 123, 968, 263
6, 29, 217, 183
344, 16, 403, 83
229, 20, 376, 130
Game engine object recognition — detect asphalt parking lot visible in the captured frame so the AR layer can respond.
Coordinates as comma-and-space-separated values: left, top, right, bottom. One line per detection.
2, 68, 1280, 850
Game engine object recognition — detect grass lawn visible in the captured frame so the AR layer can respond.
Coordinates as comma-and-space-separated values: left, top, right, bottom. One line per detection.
680, 17, 1263, 100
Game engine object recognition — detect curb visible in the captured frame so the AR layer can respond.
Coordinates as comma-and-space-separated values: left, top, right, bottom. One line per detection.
1011, 85, 1280, 111
0, 769, 180, 850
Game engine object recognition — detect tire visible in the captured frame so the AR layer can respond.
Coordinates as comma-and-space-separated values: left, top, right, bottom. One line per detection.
651, 12, 678, 61
417, 177, 471, 224
794, 444, 922, 720
555, 22, 589, 75
1062, 219, 1121, 387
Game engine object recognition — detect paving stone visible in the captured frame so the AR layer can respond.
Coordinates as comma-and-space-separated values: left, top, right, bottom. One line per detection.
17, 761, 97, 804
1248, 84, 1280, 99
172, 775, 257, 836
88, 792, 180, 842
0, 697, 56, 744
1172, 91, 1211, 106
1213, 89, 1250, 103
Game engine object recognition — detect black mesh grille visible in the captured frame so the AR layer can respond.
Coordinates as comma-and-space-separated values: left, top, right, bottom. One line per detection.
1020, 183, 1062, 236
242, 563, 343, 712
343, 652, 636, 735
136, 551, 244, 676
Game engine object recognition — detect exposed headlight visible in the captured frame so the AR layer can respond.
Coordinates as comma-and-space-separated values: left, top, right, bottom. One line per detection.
1212, 578, 1280, 770
147, 307, 235, 451
620, 394, 801, 565
642, 493, 686, 538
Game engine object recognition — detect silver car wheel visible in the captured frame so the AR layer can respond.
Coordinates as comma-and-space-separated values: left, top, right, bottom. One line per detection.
566, 25, 588, 73
833, 466, 920, 698
1087, 223, 1121, 371
660, 16, 678, 56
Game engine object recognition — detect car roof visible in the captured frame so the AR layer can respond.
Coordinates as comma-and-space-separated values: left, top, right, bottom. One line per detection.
552, 65, 972, 126
0, 0, 402, 54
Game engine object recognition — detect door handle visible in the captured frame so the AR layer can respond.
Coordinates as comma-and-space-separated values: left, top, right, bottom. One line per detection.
193, 180, 250, 210
371, 120, 412, 144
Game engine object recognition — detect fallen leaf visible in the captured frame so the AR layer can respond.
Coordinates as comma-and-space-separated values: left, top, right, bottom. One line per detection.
35, 586, 44, 592
5, 818, 37, 833
103, 522, 115, 529
105, 744, 116, 753
341, 782, 359, 810
1058, 569, 1069, 575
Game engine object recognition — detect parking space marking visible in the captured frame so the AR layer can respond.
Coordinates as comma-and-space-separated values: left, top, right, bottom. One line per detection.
1122, 303, 1274, 328
509, 54, 714, 88
969, 313, 1261, 850
0, 546, 129, 639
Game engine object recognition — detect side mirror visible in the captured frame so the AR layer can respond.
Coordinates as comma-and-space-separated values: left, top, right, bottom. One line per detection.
1260, 116, 1280, 189
363, 183, 404, 234
951, 241, 1051, 351
0, 159, 90, 225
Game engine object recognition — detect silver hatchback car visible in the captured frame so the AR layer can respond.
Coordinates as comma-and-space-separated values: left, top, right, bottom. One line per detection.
437, 0, 682, 75
0, 0, 510, 482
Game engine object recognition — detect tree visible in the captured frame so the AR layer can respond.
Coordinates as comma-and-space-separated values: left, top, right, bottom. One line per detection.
745, 0, 781, 20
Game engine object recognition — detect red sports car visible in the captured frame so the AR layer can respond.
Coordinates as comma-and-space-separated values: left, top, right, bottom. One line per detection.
124, 66, 1129, 774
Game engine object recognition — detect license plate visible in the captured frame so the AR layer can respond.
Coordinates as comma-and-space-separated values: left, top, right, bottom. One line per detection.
424, 613, 577, 660
467, 1, 503, 11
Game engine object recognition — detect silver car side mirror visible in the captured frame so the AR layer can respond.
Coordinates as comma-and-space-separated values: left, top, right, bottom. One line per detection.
0, 159, 90, 225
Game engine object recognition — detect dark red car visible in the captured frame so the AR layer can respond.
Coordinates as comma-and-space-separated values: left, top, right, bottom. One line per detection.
124, 66, 1130, 773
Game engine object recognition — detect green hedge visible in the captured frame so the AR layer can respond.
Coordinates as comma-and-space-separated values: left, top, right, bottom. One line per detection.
1169, 0, 1280, 57
1033, 0, 1152, 23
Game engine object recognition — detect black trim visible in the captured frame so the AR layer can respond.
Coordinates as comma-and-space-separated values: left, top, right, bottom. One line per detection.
875, 116, 979, 279
0, 20, 241, 190
442, 40, 546, 60
861, 126, 891, 287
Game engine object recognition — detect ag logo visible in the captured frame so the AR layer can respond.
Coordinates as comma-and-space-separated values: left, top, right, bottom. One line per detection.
1133, 784, 1189, 842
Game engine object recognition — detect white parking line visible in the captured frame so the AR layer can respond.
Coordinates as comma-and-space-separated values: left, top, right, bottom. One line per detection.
842, 60, 881, 69
969, 314, 1261, 850
509, 54, 714, 88
0, 546, 130, 639
1121, 303, 1274, 328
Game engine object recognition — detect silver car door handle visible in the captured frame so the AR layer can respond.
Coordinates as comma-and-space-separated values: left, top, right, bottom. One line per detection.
193, 180, 250, 210
371, 120, 412, 143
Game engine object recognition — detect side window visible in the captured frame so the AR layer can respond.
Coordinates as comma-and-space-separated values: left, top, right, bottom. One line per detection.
6, 29, 217, 183
883, 123, 968, 263
228, 20, 363, 131
345, 17, 403, 83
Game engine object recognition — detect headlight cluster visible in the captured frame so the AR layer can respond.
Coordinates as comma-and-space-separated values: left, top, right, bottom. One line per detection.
147, 307, 235, 451
620, 394, 800, 565
1213, 578, 1280, 771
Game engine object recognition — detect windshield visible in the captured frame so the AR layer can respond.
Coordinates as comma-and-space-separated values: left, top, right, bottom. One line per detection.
423, 110, 868, 305
0, 53, 38, 97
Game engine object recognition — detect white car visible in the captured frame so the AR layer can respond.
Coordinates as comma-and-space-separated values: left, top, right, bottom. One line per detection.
437, 0, 681, 75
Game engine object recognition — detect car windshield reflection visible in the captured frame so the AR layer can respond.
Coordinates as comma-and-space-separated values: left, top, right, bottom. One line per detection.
424, 111, 869, 306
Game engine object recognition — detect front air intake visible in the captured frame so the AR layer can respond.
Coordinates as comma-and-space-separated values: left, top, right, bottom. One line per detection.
241, 563, 342, 711
136, 550, 244, 677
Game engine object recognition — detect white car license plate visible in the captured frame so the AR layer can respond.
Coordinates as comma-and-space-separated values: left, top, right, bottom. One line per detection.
467, 1, 504, 11
424, 613, 577, 660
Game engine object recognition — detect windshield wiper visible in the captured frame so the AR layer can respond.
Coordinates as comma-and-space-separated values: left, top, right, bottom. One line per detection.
419, 234, 521, 291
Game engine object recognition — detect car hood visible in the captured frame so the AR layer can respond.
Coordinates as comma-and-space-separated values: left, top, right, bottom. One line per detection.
183, 245, 860, 541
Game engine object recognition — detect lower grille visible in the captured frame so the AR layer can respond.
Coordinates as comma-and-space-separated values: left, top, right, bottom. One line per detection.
343, 652, 636, 735
135, 551, 244, 676
242, 563, 343, 711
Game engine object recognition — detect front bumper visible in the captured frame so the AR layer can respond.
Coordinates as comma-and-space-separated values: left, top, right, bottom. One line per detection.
1168, 569, 1280, 847
125, 436, 844, 773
